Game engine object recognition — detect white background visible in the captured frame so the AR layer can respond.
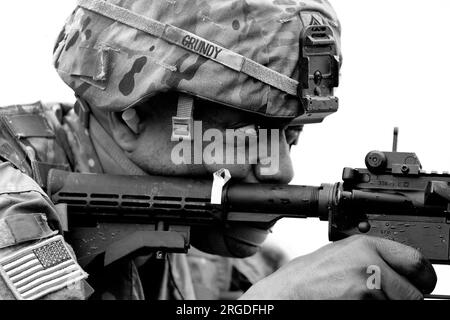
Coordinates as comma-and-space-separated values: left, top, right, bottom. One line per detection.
1, 0, 450, 295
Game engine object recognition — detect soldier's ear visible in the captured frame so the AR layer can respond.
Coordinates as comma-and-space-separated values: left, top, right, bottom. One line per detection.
108, 111, 139, 152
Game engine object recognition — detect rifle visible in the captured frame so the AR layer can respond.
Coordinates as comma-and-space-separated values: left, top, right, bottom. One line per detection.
46, 128, 450, 271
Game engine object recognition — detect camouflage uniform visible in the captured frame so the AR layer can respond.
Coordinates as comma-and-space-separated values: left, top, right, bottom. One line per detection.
0, 101, 290, 299
0, 0, 341, 300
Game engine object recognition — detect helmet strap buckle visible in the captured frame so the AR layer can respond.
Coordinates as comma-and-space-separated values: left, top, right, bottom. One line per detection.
171, 94, 194, 141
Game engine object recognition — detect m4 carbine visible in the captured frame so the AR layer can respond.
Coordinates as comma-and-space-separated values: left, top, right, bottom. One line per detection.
46, 129, 450, 269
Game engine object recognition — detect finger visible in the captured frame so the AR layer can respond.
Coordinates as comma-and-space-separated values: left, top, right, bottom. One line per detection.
368, 237, 437, 293
375, 261, 424, 300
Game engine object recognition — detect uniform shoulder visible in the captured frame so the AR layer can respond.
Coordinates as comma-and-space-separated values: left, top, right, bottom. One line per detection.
0, 101, 73, 185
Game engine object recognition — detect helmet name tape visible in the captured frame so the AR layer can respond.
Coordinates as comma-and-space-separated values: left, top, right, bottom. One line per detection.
181, 35, 222, 60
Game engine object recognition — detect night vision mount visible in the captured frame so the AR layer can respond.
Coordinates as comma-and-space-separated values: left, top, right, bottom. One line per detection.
291, 24, 340, 127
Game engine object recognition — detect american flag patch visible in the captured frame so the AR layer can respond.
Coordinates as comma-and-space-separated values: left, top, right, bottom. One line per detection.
0, 235, 88, 300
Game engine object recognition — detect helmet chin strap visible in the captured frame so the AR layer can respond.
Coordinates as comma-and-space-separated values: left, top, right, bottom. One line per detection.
171, 93, 194, 141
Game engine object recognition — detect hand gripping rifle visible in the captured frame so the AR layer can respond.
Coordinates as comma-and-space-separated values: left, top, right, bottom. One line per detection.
46, 129, 450, 273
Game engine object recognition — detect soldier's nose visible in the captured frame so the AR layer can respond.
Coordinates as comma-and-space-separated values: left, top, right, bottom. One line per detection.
253, 130, 294, 184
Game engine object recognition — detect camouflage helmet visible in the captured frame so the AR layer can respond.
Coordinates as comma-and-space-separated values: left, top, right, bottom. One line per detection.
53, 0, 341, 136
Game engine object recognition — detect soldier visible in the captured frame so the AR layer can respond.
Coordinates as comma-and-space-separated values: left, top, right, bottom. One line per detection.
0, 0, 437, 300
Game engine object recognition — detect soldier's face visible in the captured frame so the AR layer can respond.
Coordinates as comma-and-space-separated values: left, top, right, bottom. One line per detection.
119, 96, 295, 184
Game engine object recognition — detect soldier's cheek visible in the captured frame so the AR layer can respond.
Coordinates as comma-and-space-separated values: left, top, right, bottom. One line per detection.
203, 163, 253, 181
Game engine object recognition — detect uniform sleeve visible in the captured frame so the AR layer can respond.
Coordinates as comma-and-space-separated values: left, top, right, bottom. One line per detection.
0, 161, 88, 300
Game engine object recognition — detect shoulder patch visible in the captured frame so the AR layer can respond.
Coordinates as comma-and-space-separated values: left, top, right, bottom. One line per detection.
0, 235, 88, 300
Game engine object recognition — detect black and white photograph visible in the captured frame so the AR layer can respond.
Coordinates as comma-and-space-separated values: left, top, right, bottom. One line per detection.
0, 0, 450, 310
